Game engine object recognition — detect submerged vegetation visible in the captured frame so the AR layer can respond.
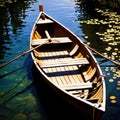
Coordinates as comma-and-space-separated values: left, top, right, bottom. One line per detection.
78, 0, 120, 11
0, 0, 18, 7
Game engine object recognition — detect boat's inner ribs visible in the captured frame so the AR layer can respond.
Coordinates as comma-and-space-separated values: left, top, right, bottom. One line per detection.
69, 44, 79, 56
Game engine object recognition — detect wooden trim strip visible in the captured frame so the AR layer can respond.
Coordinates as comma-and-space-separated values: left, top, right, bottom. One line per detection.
40, 58, 89, 68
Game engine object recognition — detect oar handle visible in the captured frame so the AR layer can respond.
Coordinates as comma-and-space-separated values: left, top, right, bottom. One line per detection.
45, 30, 52, 42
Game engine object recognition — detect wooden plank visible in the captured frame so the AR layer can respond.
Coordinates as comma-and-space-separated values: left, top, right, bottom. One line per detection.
55, 51, 69, 85
51, 51, 68, 85
40, 58, 89, 68
43, 52, 60, 85
31, 37, 72, 45
35, 50, 69, 59
63, 57, 80, 85
49, 50, 72, 85
61, 83, 92, 90
37, 18, 53, 24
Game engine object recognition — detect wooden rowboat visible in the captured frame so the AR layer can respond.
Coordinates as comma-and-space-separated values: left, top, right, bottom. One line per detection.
30, 5, 106, 119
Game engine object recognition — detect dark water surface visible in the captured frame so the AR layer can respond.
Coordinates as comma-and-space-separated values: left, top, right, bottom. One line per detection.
0, 0, 120, 120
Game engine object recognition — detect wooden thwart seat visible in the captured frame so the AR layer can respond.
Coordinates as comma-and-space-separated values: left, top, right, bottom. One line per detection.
40, 58, 89, 68
61, 82, 93, 90
31, 37, 72, 45
37, 18, 54, 24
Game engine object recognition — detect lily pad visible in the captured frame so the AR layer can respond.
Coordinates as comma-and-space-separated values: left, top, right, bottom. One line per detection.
109, 95, 116, 100
109, 79, 114, 82
14, 113, 27, 120
28, 112, 41, 120
110, 100, 117, 104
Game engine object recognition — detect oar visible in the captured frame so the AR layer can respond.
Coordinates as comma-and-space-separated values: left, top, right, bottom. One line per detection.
0, 40, 48, 69
84, 43, 120, 69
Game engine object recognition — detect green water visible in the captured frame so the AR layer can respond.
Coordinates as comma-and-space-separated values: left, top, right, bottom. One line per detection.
0, 0, 120, 120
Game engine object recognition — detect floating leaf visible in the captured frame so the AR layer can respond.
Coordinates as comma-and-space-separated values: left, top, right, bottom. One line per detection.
110, 95, 116, 100
28, 112, 41, 120
84, 36, 88, 39
14, 113, 27, 120
112, 52, 117, 56
117, 81, 120, 83
109, 79, 114, 82
116, 87, 120, 90
87, 42, 90, 45
117, 84, 120, 86
105, 47, 112, 51
110, 100, 117, 103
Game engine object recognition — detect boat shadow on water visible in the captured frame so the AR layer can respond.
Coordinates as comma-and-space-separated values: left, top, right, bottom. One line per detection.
32, 64, 99, 120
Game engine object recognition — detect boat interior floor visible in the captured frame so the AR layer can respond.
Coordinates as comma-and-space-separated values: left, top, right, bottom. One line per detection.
33, 42, 102, 102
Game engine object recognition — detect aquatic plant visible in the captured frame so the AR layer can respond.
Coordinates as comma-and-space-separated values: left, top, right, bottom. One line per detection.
78, 0, 120, 11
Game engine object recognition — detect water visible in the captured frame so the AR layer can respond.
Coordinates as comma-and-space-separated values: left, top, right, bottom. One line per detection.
0, 0, 120, 120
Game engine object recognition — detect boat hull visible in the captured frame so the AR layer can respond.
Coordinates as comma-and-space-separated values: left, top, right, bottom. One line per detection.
30, 8, 106, 119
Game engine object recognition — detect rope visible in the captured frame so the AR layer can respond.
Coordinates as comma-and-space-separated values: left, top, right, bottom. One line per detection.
92, 104, 96, 120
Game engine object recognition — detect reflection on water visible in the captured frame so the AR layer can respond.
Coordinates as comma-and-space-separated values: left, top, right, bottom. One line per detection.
0, 1, 25, 59
0, 0, 120, 120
